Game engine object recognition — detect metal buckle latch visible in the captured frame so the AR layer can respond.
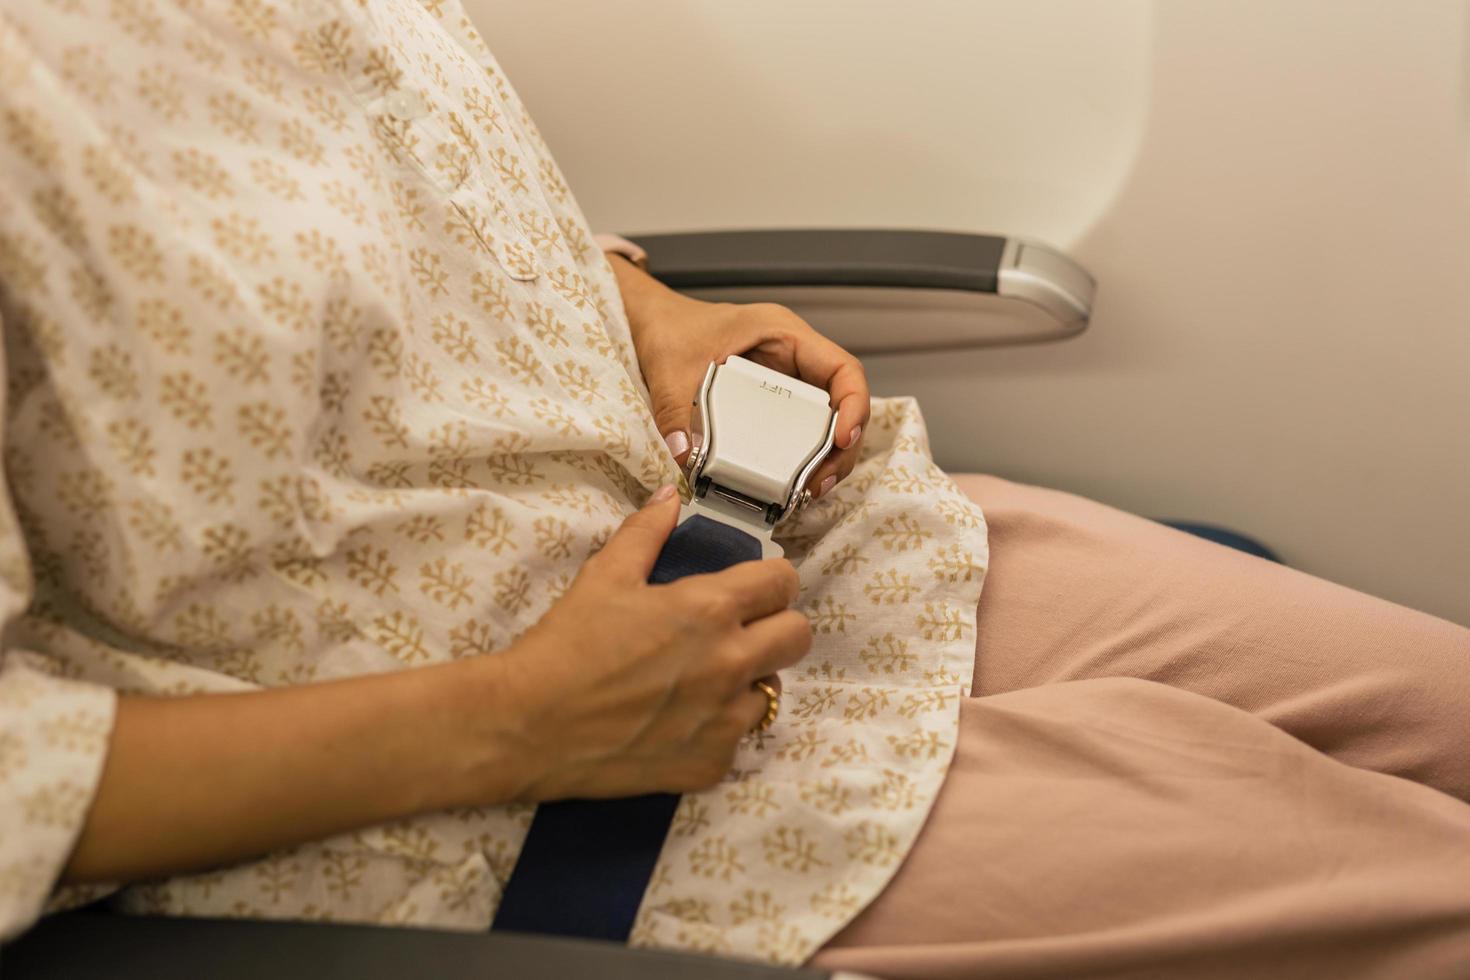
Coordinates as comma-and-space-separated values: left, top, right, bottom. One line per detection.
680, 355, 838, 558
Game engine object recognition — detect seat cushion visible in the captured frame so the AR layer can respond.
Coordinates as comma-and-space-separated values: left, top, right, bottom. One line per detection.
1160, 522, 1281, 563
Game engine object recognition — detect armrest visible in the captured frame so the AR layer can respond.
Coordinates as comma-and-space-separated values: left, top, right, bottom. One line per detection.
630, 229, 1095, 354
2, 910, 841, 980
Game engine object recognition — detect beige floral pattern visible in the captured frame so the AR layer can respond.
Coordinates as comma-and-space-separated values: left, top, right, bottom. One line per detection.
0, 0, 987, 965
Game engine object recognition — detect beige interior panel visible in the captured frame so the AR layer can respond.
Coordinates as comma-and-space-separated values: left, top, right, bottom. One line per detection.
472, 0, 1151, 245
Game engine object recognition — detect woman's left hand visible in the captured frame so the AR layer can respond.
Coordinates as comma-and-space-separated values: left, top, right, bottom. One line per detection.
611, 256, 870, 500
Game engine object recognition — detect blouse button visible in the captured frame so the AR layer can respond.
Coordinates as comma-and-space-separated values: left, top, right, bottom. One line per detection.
385, 88, 427, 121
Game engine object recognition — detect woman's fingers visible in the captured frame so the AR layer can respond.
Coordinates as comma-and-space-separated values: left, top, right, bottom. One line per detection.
643, 357, 703, 465
804, 389, 867, 498
824, 360, 871, 454
679, 558, 801, 624
805, 337, 868, 497
790, 330, 869, 442
585, 485, 681, 583
740, 610, 812, 678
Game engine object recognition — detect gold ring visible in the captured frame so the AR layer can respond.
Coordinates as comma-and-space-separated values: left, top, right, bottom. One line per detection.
751, 678, 780, 733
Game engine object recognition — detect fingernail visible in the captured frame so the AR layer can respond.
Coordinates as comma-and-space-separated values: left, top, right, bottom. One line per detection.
847, 425, 862, 448
650, 484, 676, 503
664, 430, 690, 458
818, 475, 836, 498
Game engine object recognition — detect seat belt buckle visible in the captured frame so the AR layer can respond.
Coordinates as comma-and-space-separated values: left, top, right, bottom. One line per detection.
679, 355, 838, 559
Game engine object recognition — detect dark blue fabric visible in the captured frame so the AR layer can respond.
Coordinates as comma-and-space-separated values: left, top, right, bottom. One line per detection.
1161, 521, 1282, 563
647, 514, 765, 583
491, 513, 764, 941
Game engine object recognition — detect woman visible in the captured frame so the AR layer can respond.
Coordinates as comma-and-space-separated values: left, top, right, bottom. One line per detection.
0, 2, 1466, 976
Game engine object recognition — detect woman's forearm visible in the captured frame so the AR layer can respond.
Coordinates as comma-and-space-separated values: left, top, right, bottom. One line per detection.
63, 656, 523, 885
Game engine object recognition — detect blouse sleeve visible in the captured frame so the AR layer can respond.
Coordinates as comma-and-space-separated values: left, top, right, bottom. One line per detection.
0, 305, 117, 940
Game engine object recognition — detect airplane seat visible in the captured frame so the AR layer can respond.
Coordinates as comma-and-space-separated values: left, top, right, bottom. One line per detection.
1159, 522, 1281, 563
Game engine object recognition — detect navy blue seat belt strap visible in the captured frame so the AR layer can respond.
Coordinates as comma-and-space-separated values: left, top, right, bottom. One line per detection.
490, 514, 765, 941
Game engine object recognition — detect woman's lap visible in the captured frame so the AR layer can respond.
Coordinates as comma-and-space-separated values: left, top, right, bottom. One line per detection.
809, 475, 1470, 976
951, 473, 1470, 800
811, 679, 1470, 979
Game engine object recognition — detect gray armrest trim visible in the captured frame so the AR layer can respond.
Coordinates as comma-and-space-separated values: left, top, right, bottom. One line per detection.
627, 229, 1094, 353
631, 229, 1007, 293
3, 912, 829, 980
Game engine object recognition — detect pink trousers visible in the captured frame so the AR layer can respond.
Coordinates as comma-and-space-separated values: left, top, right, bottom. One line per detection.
810, 475, 1470, 979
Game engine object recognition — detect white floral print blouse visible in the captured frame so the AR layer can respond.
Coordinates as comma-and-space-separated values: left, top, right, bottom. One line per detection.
0, 0, 987, 965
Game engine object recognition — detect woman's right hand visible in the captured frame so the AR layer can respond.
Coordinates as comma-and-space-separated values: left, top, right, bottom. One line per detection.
490, 485, 811, 802
62, 486, 806, 887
